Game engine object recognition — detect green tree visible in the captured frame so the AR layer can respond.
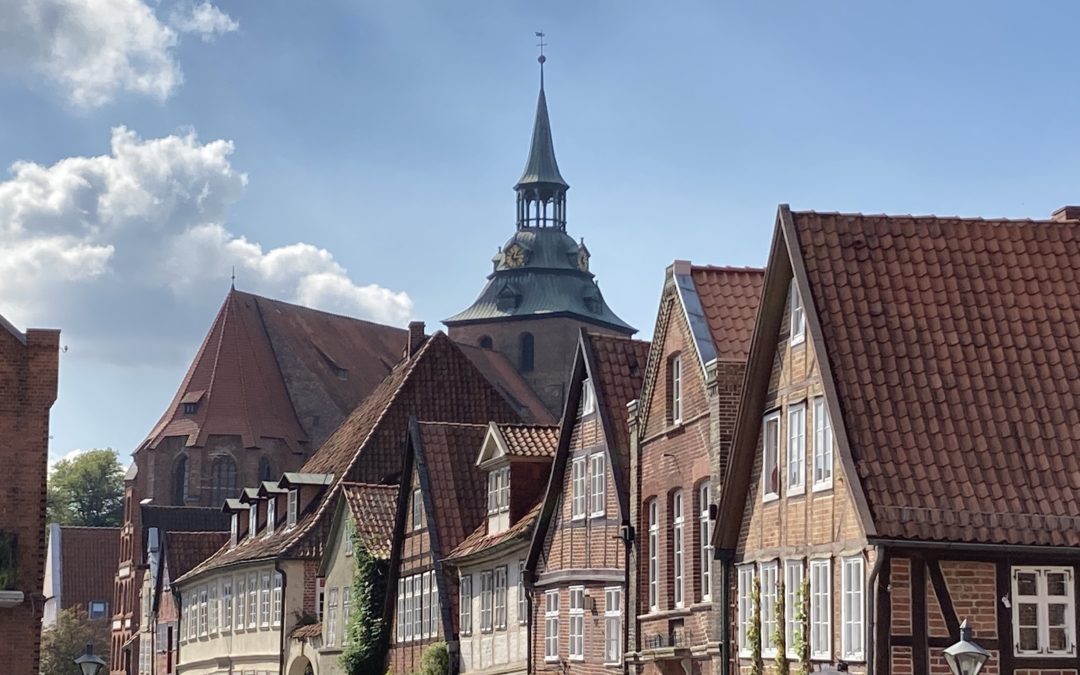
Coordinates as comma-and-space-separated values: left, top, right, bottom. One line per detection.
40, 607, 110, 675
47, 449, 124, 527
340, 533, 390, 675
417, 642, 449, 675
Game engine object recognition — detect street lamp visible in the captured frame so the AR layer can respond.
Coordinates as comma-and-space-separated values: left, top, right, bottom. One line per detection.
74, 642, 106, 675
944, 619, 990, 675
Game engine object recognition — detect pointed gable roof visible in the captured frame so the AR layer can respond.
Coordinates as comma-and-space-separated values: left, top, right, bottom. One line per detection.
341, 483, 398, 559
141, 289, 407, 453
718, 204, 1080, 550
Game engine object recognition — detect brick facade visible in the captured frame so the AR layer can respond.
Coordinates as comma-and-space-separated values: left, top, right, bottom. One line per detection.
0, 322, 59, 674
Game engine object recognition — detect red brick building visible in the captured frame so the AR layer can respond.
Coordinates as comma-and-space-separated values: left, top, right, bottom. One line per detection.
527, 331, 650, 674
626, 263, 763, 675
0, 314, 59, 674
716, 205, 1080, 675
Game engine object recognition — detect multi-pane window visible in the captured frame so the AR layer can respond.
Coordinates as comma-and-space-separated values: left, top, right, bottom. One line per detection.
790, 279, 805, 344
326, 588, 339, 647
809, 559, 831, 659
812, 397, 833, 489
670, 354, 682, 423
272, 573, 282, 627
89, 601, 108, 619
199, 587, 208, 637
428, 571, 439, 638
403, 574, 414, 641
762, 412, 780, 499
342, 587, 351, 643
287, 489, 298, 528
247, 573, 257, 629
737, 565, 755, 655
411, 488, 423, 530
421, 573, 430, 639
223, 580, 233, 631
699, 483, 713, 601
841, 557, 864, 660
412, 575, 423, 639
571, 457, 587, 519
234, 576, 244, 629
230, 513, 238, 548
648, 500, 659, 611
761, 562, 778, 656
605, 587, 622, 664
518, 560, 527, 625
494, 566, 508, 630
544, 590, 559, 661
569, 586, 584, 660
396, 582, 406, 641
785, 560, 804, 658
209, 584, 218, 634
787, 403, 806, 494
460, 574, 473, 636
590, 454, 606, 517
1013, 566, 1075, 656
260, 572, 271, 627
480, 571, 493, 633
672, 490, 685, 607
487, 467, 510, 515
266, 497, 276, 536
581, 378, 595, 415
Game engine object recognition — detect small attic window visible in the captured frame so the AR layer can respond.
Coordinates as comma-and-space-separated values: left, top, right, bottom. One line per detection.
580, 378, 596, 417
183, 402, 198, 414
789, 279, 806, 346
181, 390, 204, 415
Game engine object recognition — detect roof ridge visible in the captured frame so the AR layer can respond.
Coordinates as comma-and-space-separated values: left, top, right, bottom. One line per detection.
793, 209, 1056, 224
689, 264, 766, 273
416, 420, 490, 429
234, 289, 408, 330
340, 481, 398, 491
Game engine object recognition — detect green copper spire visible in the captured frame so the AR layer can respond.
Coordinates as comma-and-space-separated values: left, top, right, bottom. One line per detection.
516, 41, 568, 190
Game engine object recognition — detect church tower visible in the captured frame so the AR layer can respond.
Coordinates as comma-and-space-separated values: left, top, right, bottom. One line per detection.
445, 49, 635, 414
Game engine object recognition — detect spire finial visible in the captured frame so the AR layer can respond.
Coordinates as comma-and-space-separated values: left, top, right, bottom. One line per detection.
535, 31, 547, 88
230, 265, 235, 290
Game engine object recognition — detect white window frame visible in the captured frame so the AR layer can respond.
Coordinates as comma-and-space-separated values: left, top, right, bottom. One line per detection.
580, 378, 596, 416
1012, 566, 1076, 657
760, 561, 779, 657
199, 587, 208, 637
812, 396, 834, 490
222, 579, 233, 631
571, 457, 587, 520
790, 278, 805, 345
266, 497, 276, 536
762, 412, 781, 501
235, 575, 245, 629
260, 572, 271, 628
605, 586, 622, 665
590, 453, 606, 517
428, 570, 439, 638
272, 573, 282, 628
421, 572, 430, 639
411, 487, 423, 530
403, 574, 414, 642
230, 513, 238, 548
397, 582, 405, 641
785, 560, 804, 659
494, 566, 508, 630
673, 490, 685, 607
342, 587, 352, 644
699, 483, 713, 602
326, 587, 338, 647
517, 560, 527, 625
459, 574, 472, 637
248, 504, 258, 540
670, 354, 682, 423
209, 583, 218, 635
841, 556, 865, 661
544, 590, 559, 662
412, 575, 423, 639
787, 402, 806, 495
648, 500, 659, 611
569, 586, 585, 661
480, 570, 493, 633
810, 559, 831, 660
737, 565, 755, 657
286, 489, 298, 528
487, 467, 510, 515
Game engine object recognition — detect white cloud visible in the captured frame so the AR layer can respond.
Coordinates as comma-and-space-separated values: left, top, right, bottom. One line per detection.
0, 127, 414, 365
170, 2, 239, 42
0, 0, 236, 107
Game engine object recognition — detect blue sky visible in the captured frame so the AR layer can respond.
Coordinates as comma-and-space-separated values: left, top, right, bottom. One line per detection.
3, 0, 1079, 465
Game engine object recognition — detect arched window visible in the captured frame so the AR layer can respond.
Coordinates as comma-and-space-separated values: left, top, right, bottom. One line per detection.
209, 455, 238, 506
173, 456, 188, 506
519, 332, 535, 372
478, 335, 493, 350
258, 456, 275, 483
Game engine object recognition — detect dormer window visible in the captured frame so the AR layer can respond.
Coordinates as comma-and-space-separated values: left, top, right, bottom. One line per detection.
248, 503, 258, 540
790, 279, 806, 345
580, 379, 596, 416
265, 497, 276, 537
230, 513, 238, 548
487, 467, 510, 516
287, 489, 298, 528
183, 402, 198, 414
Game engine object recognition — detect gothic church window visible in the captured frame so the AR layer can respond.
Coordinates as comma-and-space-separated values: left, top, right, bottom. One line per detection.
173, 456, 188, 505
258, 456, 275, 483
209, 456, 238, 506
519, 332, 535, 372
479, 336, 493, 350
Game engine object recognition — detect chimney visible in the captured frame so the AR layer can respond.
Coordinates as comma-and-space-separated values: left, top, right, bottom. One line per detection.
1051, 205, 1080, 222
407, 321, 427, 358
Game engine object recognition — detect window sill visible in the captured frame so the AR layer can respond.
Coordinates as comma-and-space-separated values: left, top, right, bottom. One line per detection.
590, 512, 606, 519
762, 494, 780, 504
788, 487, 805, 498
570, 515, 586, 522
569, 656, 585, 662
544, 657, 560, 663
791, 336, 806, 347
812, 482, 833, 493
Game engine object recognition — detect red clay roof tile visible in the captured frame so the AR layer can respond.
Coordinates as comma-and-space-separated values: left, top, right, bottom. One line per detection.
57, 526, 119, 613
340, 482, 398, 559
690, 266, 765, 362
496, 423, 559, 458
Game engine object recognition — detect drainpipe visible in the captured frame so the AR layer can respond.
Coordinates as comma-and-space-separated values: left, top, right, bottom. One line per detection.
276, 562, 288, 675
524, 572, 534, 675
865, 546, 884, 675
717, 551, 732, 675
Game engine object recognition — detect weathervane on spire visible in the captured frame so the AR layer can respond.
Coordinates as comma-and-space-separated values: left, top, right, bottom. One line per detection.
535, 31, 547, 87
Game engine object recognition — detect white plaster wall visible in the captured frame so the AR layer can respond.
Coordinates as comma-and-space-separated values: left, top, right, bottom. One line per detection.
458, 545, 528, 675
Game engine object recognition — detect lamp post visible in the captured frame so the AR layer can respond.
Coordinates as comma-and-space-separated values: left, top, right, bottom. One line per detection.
74, 642, 106, 675
944, 619, 990, 675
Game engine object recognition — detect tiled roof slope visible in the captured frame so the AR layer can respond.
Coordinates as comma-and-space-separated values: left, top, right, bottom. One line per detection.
341, 483, 398, 559
59, 527, 119, 612
165, 532, 229, 581
446, 502, 541, 562
690, 266, 765, 361
498, 424, 559, 457
587, 333, 650, 462
793, 210, 1080, 547
179, 333, 529, 579
415, 422, 491, 555
141, 289, 407, 453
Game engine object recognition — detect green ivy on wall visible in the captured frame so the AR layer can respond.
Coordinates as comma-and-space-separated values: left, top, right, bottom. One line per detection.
749, 572, 763, 675
340, 529, 390, 675
774, 575, 788, 675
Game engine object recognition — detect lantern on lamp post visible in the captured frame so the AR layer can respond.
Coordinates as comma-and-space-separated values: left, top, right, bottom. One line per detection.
73, 642, 106, 675
944, 619, 990, 675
